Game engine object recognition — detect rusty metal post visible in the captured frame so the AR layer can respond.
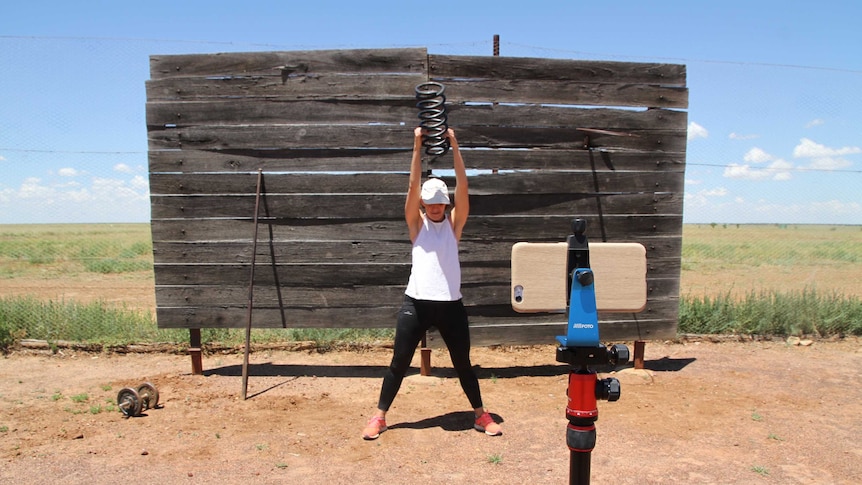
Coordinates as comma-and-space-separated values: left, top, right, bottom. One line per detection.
189, 328, 203, 375
633, 340, 646, 369
242, 169, 264, 399
420, 335, 432, 376
492, 34, 499, 176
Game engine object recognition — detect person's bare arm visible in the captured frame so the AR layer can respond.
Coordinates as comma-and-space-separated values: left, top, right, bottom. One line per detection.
448, 128, 469, 241
405, 127, 424, 242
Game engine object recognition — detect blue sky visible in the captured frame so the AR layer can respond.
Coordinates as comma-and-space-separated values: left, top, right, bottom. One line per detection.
1, 0, 860, 224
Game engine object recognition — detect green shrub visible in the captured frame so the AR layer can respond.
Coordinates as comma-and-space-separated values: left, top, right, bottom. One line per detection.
83, 258, 152, 274
680, 289, 862, 336
0, 296, 159, 345
0, 295, 395, 347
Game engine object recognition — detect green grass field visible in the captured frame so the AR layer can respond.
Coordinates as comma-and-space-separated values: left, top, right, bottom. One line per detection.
683, 223, 861, 269
1, 223, 861, 348
3, 222, 859, 291
0, 224, 152, 277
682, 223, 862, 298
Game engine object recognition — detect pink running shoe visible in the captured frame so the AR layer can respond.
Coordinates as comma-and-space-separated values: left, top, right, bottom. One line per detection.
474, 412, 502, 436
362, 416, 387, 440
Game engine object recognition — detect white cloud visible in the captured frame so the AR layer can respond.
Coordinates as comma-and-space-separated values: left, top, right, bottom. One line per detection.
129, 175, 149, 191
792, 138, 859, 171
0, 176, 151, 223
805, 119, 825, 128
19, 177, 54, 198
729, 132, 759, 140
57, 167, 80, 177
806, 157, 852, 170
684, 186, 729, 209
724, 163, 772, 180
743, 147, 774, 164
66, 187, 93, 203
0, 155, 6, 162
769, 159, 793, 171
688, 122, 708, 140
91, 177, 150, 202
685, 178, 702, 186
702, 187, 728, 197
793, 138, 861, 158
809, 199, 861, 215
751, 200, 862, 220
114, 163, 134, 173
685, 196, 862, 225
727, 148, 793, 180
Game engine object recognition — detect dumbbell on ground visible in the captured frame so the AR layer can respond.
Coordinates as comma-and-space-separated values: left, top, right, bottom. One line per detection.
117, 382, 160, 418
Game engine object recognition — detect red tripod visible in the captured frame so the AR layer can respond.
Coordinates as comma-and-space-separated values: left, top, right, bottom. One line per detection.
556, 345, 628, 484
555, 219, 629, 484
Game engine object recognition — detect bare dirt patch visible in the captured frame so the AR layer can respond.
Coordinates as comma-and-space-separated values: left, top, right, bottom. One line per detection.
2, 339, 861, 484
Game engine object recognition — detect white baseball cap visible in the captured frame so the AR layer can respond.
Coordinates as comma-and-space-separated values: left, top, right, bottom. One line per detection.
420, 178, 450, 205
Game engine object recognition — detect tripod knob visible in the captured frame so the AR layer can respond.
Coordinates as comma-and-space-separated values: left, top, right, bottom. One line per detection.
597, 377, 621, 402
572, 218, 586, 235
608, 344, 630, 366
575, 268, 594, 287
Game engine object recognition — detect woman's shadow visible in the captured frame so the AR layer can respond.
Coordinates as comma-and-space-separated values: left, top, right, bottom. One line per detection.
387, 411, 503, 433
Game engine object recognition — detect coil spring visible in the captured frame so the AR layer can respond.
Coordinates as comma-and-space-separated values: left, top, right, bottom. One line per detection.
415, 82, 449, 157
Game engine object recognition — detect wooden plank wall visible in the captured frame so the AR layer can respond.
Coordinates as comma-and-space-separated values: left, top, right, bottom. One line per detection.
146, 47, 687, 347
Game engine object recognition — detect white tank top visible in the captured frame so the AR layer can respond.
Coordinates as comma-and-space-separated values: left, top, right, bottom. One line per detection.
404, 215, 462, 301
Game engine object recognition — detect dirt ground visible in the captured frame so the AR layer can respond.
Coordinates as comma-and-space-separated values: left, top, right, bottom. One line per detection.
1, 338, 861, 485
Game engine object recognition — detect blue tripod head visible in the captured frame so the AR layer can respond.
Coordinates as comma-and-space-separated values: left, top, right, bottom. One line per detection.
556, 219, 601, 348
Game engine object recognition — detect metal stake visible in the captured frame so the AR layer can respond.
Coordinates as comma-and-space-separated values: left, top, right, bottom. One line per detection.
242, 169, 264, 400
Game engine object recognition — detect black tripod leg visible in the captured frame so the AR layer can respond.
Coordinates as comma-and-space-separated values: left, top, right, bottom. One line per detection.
566, 415, 597, 484
570, 451, 591, 485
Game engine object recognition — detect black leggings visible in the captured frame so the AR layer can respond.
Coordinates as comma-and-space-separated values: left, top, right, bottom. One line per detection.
376, 296, 483, 411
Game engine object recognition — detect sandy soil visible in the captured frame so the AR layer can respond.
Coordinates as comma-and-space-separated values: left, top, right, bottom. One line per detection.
1, 338, 861, 484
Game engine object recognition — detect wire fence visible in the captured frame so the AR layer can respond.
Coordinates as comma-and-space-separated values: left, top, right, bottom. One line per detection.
1, 36, 860, 344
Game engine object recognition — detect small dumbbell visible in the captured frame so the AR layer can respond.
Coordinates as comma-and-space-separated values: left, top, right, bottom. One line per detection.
137, 382, 160, 411
117, 382, 159, 418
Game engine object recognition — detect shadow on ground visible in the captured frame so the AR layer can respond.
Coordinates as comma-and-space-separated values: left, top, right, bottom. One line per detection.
387, 410, 504, 433
204, 356, 695, 382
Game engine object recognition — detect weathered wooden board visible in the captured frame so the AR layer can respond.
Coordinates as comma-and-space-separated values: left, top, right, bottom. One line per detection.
428, 55, 688, 108
428, 55, 687, 85
148, 171, 683, 197
150, 236, 682, 264
147, 99, 687, 130
152, 276, 680, 310
149, 48, 429, 79
146, 73, 426, 102
150, 258, 679, 289
427, 317, 677, 347
147, 124, 686, 152
149, 192, 682, 219
146, 47, 687, 345
148, 147, 686, 174
154, 298, 681, 331
150, 215, 682, 243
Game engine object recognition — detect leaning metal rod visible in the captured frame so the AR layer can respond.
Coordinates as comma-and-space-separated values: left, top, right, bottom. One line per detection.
242, 169, 264, 400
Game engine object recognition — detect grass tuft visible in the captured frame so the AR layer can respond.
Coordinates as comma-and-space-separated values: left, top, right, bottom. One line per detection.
0, 295, 395, 349
1, 287, 859, 351
679, 288, 862, 337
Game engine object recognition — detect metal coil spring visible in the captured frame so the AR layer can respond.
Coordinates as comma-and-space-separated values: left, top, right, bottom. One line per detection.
415, 82, 449, 157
